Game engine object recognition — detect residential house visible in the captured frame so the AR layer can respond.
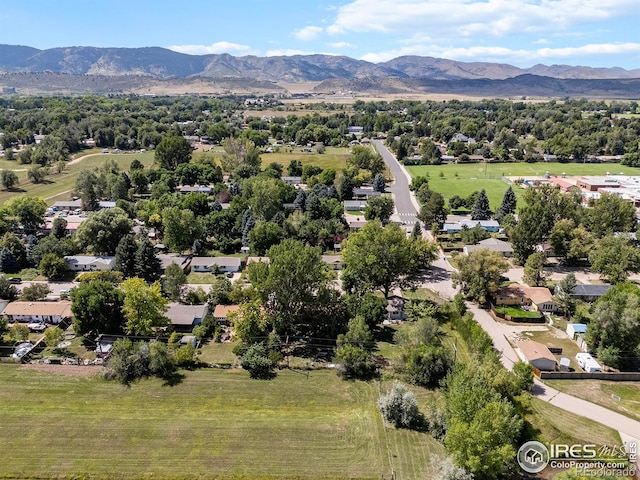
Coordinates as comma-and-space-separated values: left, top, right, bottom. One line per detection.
246, 256, 270, 266
2, 301, 72, 324
347, 218, 367, 230
442, 219, 500, 234
165, 303, 208, 333
190, 256, 242, 273
281, 176, 302, 186
495, 283, 557, 313
344, 200, 368, 211
352, 188, 381, 200
176, 185, 214, 194
321, 255, 342, 270
516, 340, 557, 371
570, 284, 611, 303
463, 238, 513, 257
157, 254, 191, 273
213, 304, 240, 325
64, 255, 116, 272
386, 295, 407, 322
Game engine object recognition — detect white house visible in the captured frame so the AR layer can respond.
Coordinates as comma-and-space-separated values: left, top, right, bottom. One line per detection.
463, 238, 513, 257
190, 256, 242, 273
64, 255, 116, 272
516, 340, 557, 371
2, 301, 73, 325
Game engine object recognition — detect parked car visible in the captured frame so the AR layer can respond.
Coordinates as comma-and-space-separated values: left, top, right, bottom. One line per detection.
12, 342, 34, 358
27, 322, 46, 333
8, 277, 22, 284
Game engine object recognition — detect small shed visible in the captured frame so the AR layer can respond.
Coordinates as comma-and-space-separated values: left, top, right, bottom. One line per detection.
566, 323, 587, 340
559, 357, 571, 372
516, 340, 557, 371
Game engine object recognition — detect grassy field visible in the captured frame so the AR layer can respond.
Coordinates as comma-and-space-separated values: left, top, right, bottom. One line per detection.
0, 151, 155, 206
262, 146, 352, 171
406, 161, 640, 208
0, 365, 443, 480
526, 397, 621, 448
544, 380, 640, 423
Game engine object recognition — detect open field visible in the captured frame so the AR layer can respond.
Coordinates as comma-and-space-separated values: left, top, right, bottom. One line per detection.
0, 365, 443, 479
545, 380, 640, 423
262, 146, 352, 171
406, 162, 640, 208
0, 151, 155, 206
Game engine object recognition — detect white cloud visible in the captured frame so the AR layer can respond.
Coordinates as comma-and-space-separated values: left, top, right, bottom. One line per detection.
266, 49, 310, 57
360, 42, 640, 65
168, 41, 254, 55
327, 41, 356, 49
293, 26, 323, 41
327, 0, 638, 39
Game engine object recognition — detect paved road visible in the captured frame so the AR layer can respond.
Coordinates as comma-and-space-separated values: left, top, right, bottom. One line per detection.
374, 139, 420, 224
376, 138, 640, 451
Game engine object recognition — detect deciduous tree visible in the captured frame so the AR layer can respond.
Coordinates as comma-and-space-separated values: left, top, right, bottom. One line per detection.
75, 207, 133, 255
452, 248, 509, 304
71, 280, 125, 337
121, 277, 169, 336
589, 235, 640, 284
155, 135, 192, 170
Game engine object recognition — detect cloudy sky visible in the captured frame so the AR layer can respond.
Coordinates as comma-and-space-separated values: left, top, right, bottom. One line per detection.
2, 0, 640, 69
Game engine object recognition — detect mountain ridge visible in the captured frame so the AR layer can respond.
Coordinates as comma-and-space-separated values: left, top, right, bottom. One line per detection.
1, 44, 639, 81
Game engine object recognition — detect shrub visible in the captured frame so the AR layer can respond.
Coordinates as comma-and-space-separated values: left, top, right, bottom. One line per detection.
240, 343, 275, 379
378, 381, 422, 429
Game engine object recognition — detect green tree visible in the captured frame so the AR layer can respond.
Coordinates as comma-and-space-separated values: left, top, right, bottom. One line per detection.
0, 169, 18, 190
240, 343, 276, 379
587, 192, 636, 237
71, 279, 125, 337
0, 247, 19, 273
410, 221, 422, 240
228, 299, 271, 344
75, 207, 133, 255
342, 221, 437, 297
155, 135, 192, 170
418, 191, 447, 228
495, 185, 517, 221
0, 276, 18, 300
19, 283, 51, 301
121, 277, 169, 336
470, 189, 491, 220
39, 253, 67, 280
553, 273, 577, 318
10, 324, 30, 342
452, 248, 509, 304
51, 217, 68, 239
589, 235, 640, 284
75, 170, 100, 211
248, 221, 285, 255
0, 196, 47, 233
587, 283, 640, 369
337, 316, 374, 351
377, 382, 421, 429
0, 232, 27, 269
163, 263, 187, 302
44, 326, 65, 348
135, 238, 162, 283
364, 195, 394, 223
162, 206, 203, 252
522, 252, 548, 287
372, 173, 386, 192
114, 234, 138, 278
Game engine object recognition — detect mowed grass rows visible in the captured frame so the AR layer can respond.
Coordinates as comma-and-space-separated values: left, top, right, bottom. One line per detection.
406, 162, 640, 209
0, 366, 440, 479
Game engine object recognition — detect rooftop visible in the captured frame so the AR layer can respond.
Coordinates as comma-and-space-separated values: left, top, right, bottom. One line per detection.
3, 301, 73, 317
517, 340, 557, 363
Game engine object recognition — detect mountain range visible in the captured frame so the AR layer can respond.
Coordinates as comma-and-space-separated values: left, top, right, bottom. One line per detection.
1, 44, 640, 82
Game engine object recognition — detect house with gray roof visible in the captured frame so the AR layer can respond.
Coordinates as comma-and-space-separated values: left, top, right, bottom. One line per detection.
165, 303, 208, 332
463, 238, 513, 257
190, 256, 242, 273
570, 284, 611, 303
64, 255, 115, 272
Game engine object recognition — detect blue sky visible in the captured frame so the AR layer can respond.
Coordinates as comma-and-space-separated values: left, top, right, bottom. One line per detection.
2, 0, 640, 69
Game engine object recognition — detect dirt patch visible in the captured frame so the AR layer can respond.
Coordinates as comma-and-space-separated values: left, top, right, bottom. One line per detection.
21, 364, 103, 377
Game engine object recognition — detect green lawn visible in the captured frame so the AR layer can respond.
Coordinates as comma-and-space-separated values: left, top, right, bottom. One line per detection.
544, 380, 640, 423
406, 162, 640, 208
262, 146, 351, 171
0, 365, 443, 479
494, 305, 542, 319
526, 397, 621, 448
0, 151, 155, 206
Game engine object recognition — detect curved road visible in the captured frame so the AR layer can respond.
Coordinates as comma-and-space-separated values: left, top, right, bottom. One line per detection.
376, 139, 640, 449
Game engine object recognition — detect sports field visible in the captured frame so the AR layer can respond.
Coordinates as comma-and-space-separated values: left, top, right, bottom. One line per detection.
0, 365, 442, 479
406, 162, 640, 209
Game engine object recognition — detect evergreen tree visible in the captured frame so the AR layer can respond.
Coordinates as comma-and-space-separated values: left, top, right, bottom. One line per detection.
471, 189, 491, 220
135, 238, 161, 282
241, 209, 255, 247
0, 247, 19, 273
211, 199, 222, 212
418, 192, 447, 228
496, 186, 517, 221
411, 221, 422, 240
373, 173, 386, 192
115, 234, 138, 278
293, 189, 307, 210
